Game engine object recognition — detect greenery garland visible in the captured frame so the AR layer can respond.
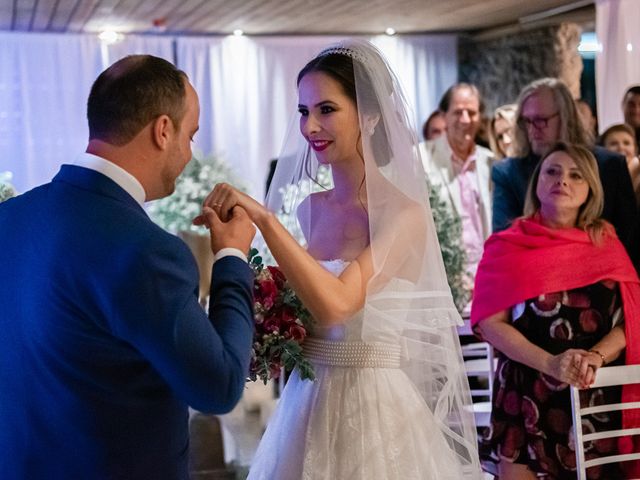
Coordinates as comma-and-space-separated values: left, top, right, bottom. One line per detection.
426, 180, 470, 312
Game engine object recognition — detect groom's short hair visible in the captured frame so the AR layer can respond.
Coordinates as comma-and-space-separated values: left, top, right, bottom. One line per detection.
87, 55, 188, 146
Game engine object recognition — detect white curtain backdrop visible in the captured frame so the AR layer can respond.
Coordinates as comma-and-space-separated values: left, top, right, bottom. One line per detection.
1, 32, 457, 197
596, 0, 640, 133
0, 32, 102, 193
100, 35, 174, 67
0, 32, 174, 193
178, 34, 457, 198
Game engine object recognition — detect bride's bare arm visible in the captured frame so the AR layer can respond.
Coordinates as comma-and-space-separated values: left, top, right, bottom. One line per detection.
197, 183, 373, 326
259, 211, 373, 325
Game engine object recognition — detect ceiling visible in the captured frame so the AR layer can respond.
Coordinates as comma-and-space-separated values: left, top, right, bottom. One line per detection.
2, 0, 595, 36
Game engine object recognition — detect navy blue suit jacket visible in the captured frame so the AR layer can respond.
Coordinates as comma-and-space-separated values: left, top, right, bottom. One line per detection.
0, 165, 254, 479
492, 147, 640, 270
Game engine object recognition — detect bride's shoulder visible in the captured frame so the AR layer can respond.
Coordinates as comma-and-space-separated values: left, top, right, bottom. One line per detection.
307, 189, 331, 203
375, 193, 428, 242
389, 191, 426, 223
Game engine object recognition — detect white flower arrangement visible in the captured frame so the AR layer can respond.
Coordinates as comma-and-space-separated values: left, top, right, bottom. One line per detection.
147, 153, 246, 234
0, 172, 17, 203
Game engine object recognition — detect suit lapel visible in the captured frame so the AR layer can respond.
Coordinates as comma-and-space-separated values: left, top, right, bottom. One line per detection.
434, 138, 464, 216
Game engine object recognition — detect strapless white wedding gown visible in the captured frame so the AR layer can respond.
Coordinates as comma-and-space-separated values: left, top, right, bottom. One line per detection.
247, 260, 466, 479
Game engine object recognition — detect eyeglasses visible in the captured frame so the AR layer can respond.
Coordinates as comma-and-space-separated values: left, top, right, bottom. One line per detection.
520, 112, 560, 130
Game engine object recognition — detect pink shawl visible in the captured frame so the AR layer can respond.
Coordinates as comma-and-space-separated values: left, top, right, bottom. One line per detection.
470, 217, 640, 468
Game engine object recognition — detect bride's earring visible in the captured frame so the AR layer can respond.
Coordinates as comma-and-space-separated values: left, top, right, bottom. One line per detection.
363, 114, 380, 137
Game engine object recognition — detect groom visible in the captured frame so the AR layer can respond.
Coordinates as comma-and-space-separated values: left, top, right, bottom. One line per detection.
0, 55, 255, 479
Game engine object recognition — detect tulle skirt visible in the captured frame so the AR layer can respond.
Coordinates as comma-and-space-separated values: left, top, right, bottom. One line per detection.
247, 363, 465, 480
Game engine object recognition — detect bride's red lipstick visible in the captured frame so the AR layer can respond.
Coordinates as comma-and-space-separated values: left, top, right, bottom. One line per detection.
310, 140, 331, 152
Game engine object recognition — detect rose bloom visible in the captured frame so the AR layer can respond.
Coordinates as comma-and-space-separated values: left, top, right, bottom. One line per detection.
256, 279, 278, 309
280, 307, 298, 324
286, 324, 306, 341
267, 266, 287, 288
262, 315, 282, 334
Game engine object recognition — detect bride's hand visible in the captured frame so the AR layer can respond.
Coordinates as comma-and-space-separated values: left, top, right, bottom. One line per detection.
202, 183, 267, 223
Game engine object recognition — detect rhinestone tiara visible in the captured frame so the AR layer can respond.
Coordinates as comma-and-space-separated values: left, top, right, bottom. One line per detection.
317, 46, 366, 63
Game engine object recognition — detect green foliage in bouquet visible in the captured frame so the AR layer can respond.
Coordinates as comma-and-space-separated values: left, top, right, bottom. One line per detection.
248, 248, 315, 384
0, 172, 17, 203
427, 180, 470, 312
147, 154, 245, 233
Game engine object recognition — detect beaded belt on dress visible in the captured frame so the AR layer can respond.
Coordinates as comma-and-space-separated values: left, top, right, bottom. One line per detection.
303, 338, 402, 368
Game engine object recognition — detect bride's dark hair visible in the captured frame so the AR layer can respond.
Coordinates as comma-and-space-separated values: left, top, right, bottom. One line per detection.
297, 53, 360, 107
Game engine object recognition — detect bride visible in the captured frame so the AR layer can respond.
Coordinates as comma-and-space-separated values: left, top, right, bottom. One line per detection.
203, 39, 481, 479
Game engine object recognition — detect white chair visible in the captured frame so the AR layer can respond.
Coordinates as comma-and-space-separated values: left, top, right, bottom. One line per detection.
462, 341, 496, 427
458, 317, 497, 428
570, 364, 640, 479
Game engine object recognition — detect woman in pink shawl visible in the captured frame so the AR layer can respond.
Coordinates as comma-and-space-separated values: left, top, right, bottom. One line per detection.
471, 142, 640, 479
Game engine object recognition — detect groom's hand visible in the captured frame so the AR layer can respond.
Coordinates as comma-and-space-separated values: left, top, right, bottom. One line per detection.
199, 206, 255, 255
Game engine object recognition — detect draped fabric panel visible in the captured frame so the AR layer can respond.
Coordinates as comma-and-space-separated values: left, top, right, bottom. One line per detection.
0, 32, 102, 193
1, 32, 457, 197
596, 0, 640, 133
370, 34, 458, 136
177, 34, 458, 198
100, 35, 175, 66
0, 33, 174, 193
176, 35, 347, 199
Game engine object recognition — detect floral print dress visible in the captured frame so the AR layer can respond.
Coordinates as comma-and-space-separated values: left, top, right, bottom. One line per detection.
482, 281, 623, 479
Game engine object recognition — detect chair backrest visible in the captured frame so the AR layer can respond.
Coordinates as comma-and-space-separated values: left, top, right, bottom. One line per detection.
461, 341, 495, 429
570, 364, 640, 479
462, 342, 495, 399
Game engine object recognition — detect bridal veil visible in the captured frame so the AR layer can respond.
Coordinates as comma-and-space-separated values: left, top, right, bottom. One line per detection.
265, 38, 481, 477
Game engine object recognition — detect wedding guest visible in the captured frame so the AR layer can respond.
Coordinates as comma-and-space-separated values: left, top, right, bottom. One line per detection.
420, 83, 494, 311
475, 114, 491, 150
491, 77, 638, 270
601, 123, 640, 207
0, 55, 256, 480
488, 103, 517, 160
473, 142, 640, 480
622, 85, 640, 146
422, 109, 446, 141
576, 98, 597, 140
199, 39, 481, 479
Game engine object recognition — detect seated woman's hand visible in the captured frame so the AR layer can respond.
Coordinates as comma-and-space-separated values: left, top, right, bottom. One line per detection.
545, 349, 592, 387
578, 350, 607, 389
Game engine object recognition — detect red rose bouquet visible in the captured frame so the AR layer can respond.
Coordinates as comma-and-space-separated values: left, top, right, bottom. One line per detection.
247, 248, 315, 384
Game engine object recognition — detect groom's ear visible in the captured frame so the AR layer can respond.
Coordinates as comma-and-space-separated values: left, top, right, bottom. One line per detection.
151, 114, 172, 150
